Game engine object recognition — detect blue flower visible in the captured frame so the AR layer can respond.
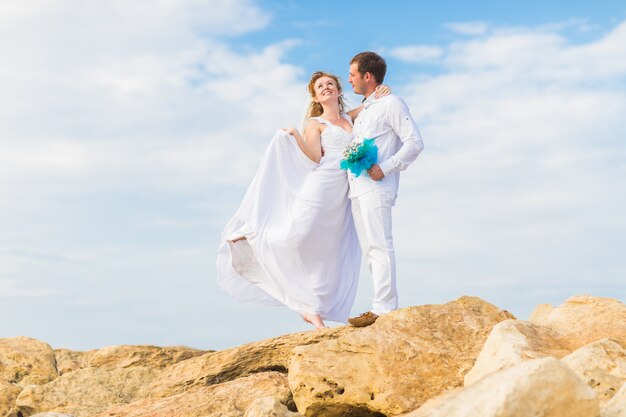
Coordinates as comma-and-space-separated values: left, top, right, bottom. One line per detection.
340, 139, 378, 177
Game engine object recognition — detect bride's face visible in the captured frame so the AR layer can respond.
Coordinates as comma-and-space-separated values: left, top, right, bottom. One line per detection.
314, 76, 339, 104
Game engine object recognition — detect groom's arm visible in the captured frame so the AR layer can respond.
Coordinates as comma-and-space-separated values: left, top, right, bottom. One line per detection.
377, 97, 424, 177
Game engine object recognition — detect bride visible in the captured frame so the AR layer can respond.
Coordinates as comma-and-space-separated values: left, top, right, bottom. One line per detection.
216, 71, 388, 329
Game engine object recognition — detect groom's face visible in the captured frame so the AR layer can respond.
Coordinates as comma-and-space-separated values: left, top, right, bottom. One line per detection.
349, 63, 366, 95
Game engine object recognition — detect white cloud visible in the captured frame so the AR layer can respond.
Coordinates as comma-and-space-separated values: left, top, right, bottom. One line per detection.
389, 45, 444, 63
445, 21, 489, 36
392, 20, 626, 311
444, 22, 626, 80
0, 0, 306, 198
0, 0, 309, 348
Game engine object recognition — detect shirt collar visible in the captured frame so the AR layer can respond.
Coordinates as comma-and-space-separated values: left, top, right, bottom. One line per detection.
362, 91, 378, 109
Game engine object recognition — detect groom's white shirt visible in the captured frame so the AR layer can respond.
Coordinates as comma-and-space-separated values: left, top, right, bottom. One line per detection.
349, 93, 423, 200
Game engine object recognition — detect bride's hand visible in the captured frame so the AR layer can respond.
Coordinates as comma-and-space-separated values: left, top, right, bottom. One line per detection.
282, 127, 297, 136
375, 84, 391, 98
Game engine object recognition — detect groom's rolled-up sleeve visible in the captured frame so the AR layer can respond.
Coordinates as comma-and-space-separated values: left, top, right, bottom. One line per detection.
378, 97, 424, 176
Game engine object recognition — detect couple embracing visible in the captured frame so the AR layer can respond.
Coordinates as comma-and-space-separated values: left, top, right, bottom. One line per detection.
216, 51, 423, 329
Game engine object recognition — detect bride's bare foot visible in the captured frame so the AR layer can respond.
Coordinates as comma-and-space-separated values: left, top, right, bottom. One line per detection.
301, 313, 327, 329
230, 236, 247, 243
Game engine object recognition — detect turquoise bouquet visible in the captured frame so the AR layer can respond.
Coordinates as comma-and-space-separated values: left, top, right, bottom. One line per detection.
339, 138, 378, 177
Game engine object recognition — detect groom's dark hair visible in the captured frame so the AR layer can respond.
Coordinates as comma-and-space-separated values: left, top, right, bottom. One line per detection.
351, 51, 387, 84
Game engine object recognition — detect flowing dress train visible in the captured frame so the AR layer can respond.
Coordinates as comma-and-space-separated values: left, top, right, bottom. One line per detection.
216, 116, 361, 322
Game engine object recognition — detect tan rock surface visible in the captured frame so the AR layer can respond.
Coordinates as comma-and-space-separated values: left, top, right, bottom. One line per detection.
149, 326, 356, 398
88, 345, 208, 370
53, 349, 96, 375
0, 337, 58, 386
602, 383, 626, 417
93, 371, 291, 417
404, 357, 599, 417
1, 381, 22, 416
530, 295, 626, 349
244, 397, 304, 417
288, 296, 514, 416
15, 366, 160, 417
563, 338, 626, 403
464, 319, 570, 385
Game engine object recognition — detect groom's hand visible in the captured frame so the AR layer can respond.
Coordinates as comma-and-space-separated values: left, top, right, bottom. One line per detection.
368, 164, 384, 181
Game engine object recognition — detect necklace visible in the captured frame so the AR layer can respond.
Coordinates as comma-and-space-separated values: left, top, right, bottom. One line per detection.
323, 115, 343, 124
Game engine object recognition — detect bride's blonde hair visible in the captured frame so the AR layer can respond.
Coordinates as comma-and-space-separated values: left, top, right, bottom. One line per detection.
306, 71, 346, 120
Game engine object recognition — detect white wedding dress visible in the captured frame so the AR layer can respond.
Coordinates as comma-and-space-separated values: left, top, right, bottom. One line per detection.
216, 116, 361, 322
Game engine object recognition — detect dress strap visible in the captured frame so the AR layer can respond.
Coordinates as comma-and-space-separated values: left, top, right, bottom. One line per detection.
310, 116, 331, 127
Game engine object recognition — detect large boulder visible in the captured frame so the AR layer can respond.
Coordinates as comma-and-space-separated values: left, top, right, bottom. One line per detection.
0, 337, 59, 386
464, 320, 570, 385
92, 371, 292, 417
531, 295, 626, 349
404, 357, 599, 417
288, 296, 514, 416
149, 326, 356, 398
15, 366, 160, 417
602, 383, 626, 417
87, 345, 208, 370
562, 338, 626, 403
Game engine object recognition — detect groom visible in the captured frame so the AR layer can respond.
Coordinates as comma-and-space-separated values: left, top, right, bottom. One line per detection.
347, 51, 424, 327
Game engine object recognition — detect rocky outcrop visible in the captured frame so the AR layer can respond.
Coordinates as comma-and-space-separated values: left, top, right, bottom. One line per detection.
92, 371, 292, 417
288, 296, 514, 416
0, 337, 58, 386
15, 367, 160, 417
2, 294, 624, 417
404, 357, 599, 417
465, 296, 626, 388
87, 344, 208, 370
562, 338, 626, 403
149, 326, 356, 398
531, 295, 626, 349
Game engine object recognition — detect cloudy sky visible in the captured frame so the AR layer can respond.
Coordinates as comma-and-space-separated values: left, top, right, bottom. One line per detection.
1, 0, 625, 351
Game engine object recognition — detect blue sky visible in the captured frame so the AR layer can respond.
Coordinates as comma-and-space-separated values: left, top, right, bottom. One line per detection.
1, 0, 625, 351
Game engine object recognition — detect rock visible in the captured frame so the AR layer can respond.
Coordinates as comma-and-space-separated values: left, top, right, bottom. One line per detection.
401, 388, 462, 417
88, 345, 209, 370
288, 296, 514, 416
149, 326, 356, 398
602, 383, 626, 417
404, 357, 599, 417
562, 338, 626, 403
530, 295, 626, 349
0, 381, 22, 416
0, 337, 59, 386
53, 349, 96, 375
464, 319, 570, 385
15, 366, 160, 417
244, 397, 304, 417
93, 371, 292, 417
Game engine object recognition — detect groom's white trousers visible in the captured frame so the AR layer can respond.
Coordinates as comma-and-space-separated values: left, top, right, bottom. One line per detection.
350, 188, 397, 316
